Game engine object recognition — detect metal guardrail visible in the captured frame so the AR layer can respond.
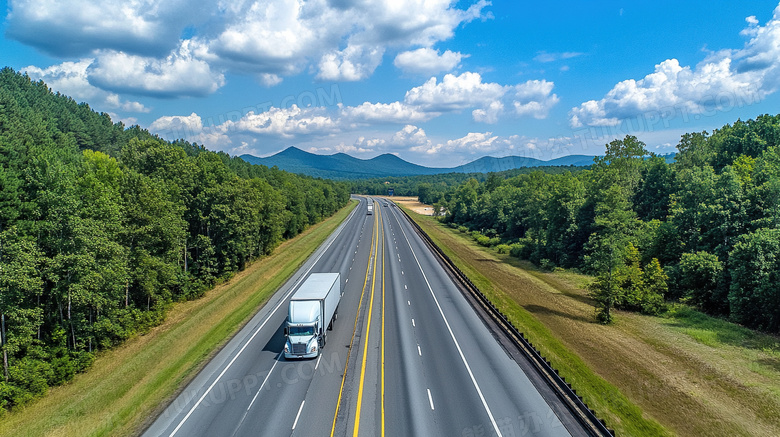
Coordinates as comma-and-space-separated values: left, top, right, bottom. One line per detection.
399, 208, 615, 437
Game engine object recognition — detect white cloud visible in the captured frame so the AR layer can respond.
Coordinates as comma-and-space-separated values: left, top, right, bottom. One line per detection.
317, 45, 385, 81
259, 73, 283, 87
225, 105, 339, 138
307, 138, 381, 155
87, 40, 225, 98
412, 131, 501, 155
405, 72, 506, 112
144, 67, 560, 154
391, 125, 432, 148
6, 0, 210, 57
404, 72, 559, 122
341, 101, 433, 124
9, 0, 492, 99
149, 112, 233, 148
570, 5, 780, 128
472, 101, 504, 124
512, 80, 560, 119
394, 48, 466, 75
533, 51, 583, 63
22, 60, 149, 113
149, 112, 204, 137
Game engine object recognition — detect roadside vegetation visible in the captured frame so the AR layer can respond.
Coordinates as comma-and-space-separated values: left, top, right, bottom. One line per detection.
0, 68, 350, 413
0, 200, 356, 437
408, 209, 780, 436
430, 115, 780, 333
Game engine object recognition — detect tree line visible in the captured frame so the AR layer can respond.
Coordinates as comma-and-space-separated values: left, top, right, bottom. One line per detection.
435, 115, 780, 330
347, 165, 586, 205
0, 68, 349, 411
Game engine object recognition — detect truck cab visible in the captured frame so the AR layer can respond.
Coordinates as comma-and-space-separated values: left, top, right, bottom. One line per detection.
283, 273, 340, 359
284, 300, 323, 359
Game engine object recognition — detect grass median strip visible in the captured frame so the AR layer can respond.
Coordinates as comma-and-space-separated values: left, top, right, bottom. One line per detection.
0, 200, 357, 437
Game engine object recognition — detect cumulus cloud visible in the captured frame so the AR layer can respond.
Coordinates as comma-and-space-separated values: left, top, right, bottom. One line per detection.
391, 125, 432, 148
87, 40, 225, 98
317, 45, 385, 81
341, 101, 433, 124
6, 0, 211, 57
405, 72, 505, 111
394, 48, 466, 75
411, 131, 500, 155
149, 112, 233, 148
9, 0, 492, 101
513, 80, 560, 119
149, 112, 203, 137
404, 72, 559, 122
570, 5, 780, 128
22, 60, 149, 113
223, 105, 340, 138
146, 69, 559, 153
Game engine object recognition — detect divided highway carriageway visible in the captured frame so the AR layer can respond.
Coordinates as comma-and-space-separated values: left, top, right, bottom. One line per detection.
143, 196, 589, 437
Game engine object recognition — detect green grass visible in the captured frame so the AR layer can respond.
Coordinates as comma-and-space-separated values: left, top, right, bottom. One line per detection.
406, 210, 670, 437
663, 304, 780, 351
0, 200, 357, 437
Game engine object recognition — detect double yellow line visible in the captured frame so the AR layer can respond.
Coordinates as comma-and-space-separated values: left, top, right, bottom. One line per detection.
330, 199, 385, 437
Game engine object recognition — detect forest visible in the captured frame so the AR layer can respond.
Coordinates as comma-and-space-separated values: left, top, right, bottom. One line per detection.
347, 164, 587, 203
436, 115, 780, 330
0, 68, 350, 411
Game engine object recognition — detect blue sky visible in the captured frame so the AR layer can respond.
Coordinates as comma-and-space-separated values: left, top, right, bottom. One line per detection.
2, 0, 780, 167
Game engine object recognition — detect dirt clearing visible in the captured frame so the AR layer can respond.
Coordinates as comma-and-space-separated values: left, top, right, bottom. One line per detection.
378, 196, 435, 215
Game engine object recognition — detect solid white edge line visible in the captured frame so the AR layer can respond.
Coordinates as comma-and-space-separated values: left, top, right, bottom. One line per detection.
394, 208, 504, 437
427, 389, 435, 410
292, 400, 305, 430
168, 204, 356, 437
315, 354, 322, 371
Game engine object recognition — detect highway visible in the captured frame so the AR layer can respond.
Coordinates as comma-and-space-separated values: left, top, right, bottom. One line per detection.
143, 197, 583, 437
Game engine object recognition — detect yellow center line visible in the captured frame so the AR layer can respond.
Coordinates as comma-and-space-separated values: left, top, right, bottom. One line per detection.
330, 199, 376, 437
353, 201, 380, 436
381, 206, 386, 437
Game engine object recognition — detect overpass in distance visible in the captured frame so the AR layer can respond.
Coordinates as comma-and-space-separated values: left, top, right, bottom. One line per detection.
143, 196, 588, 437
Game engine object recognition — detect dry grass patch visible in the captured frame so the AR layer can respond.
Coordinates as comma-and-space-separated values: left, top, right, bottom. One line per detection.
0, 201, 357, 437
409, 211, 780, 437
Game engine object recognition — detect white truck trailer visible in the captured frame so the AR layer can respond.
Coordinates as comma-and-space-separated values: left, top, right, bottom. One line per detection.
367, 202, 373, 215
284, 273, 341, 359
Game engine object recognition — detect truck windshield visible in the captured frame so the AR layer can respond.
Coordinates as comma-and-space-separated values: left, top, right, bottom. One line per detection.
288, 325, 315, 336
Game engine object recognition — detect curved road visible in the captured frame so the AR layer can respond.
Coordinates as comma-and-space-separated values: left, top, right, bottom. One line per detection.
143, 197, 582, 437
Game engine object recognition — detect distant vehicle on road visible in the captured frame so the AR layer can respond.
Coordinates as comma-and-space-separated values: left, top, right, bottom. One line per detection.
284, 273, 341, 359
367, 202, 373, 215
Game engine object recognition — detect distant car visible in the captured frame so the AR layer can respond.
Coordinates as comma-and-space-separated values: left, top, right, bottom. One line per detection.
383, 203, 388, 207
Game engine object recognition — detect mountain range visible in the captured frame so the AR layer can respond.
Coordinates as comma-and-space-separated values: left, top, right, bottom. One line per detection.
240, 147, 597, 179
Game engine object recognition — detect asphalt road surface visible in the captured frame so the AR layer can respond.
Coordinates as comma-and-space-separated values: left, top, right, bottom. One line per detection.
143, 197, 583, 437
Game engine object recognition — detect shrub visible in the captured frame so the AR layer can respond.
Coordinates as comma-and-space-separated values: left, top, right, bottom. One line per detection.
496, 244, 511, 254
475, 235, 492, 247
539, 258, 556, 271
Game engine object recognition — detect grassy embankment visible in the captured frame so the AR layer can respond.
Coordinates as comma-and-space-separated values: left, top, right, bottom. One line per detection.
406, 208, 780, 437
0, 200, 357, 437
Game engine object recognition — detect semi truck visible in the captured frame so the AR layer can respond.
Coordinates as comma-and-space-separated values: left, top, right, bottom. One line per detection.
367, 202, 373, 215
284, 273, 341, 359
